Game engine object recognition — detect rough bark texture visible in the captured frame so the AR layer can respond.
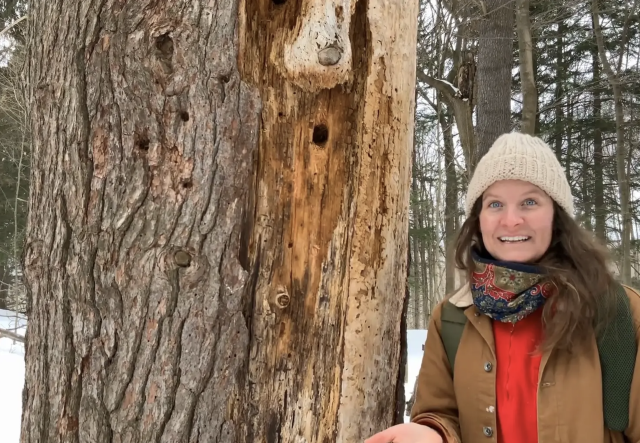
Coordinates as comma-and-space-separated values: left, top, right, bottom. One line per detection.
476, 0, 515, 159
22, 0, 417, 442
515, 0, 536, 135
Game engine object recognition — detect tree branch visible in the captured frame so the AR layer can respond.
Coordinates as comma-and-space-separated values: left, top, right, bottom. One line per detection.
416, 70, 459, 103
0, 15, 28, 39
0, 327, 25, 343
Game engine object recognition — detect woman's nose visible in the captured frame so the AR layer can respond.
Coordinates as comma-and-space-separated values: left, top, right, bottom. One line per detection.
499, 208, 524, 227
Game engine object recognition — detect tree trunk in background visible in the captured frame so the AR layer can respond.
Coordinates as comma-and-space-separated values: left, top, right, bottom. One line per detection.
22, 1, 418, 442
411, 129, 422, 329
416, 202, 430, 326
582, 157, 593, 231
591, 32, 607, 243
592, 0, 631, 284
553, 20, 565, 163
516, 0, 537, 134
440, 104, 457, 294
565, 99, 573, 181
476, 0, 515, 159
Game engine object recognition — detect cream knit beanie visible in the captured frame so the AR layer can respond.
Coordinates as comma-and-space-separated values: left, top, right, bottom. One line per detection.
465, 132, 574, 217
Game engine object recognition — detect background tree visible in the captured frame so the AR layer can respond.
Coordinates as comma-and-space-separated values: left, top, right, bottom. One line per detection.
0, 11, 28, 317
475, 0, 516, 159
406, 0, 640, 326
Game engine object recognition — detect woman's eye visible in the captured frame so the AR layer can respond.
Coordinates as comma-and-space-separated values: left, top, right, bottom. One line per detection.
523, 199, 537, 206
488, 201, 502, 208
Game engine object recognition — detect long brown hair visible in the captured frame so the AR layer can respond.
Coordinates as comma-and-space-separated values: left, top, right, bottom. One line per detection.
455, 198, 616, 351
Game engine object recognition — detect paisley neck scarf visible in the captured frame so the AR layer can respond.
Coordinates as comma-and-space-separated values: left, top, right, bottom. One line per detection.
471, 249, 555, 323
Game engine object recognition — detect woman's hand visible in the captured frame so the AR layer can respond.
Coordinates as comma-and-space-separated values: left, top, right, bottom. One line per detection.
365, 423, 444, 443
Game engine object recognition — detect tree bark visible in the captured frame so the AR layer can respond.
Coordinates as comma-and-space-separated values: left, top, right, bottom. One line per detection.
22, 1, 418, 442
515, 0, 536, 135
592, 0, 632, 283
476, 0, 515, 160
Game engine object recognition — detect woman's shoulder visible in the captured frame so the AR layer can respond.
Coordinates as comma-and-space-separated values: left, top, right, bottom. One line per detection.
429, 284, 472, 326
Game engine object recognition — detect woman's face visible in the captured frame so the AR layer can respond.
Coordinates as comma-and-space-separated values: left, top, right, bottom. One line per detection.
479, 180, 555, 263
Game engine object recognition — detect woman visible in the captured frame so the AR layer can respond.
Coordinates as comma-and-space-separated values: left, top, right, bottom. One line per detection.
366, 132, 640, 443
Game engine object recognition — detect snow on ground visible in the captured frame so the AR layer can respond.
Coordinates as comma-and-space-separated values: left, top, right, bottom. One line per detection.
0, 309, 26, 443
405, 329, 428, 421
0, 313, 428, 441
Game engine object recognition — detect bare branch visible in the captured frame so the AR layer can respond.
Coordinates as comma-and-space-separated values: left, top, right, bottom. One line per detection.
0, 15, 28, 39
416, 71, 459, 103
0, 327, 25, 343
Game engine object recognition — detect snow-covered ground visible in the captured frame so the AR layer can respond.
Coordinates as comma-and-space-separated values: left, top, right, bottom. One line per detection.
0, 313, 427, 442
0, 309, 26, 443
405, 329, 428, 421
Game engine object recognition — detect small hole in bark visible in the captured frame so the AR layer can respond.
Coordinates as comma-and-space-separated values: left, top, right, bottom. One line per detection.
136, 137, 150, 151
288, 242, 293, 248
179, 111, 189, 121
278, 112, 284, 117
155, 33, 174, 58
273, 0, 286, 4
182, 180, 193, 189
312, 124, 329, 146
220, 75, 230, 83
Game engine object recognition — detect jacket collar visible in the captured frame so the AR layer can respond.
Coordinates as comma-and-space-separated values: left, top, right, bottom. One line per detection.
449, 283, 473, 308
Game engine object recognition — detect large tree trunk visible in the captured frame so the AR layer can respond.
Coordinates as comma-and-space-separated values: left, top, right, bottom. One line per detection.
476, 0, 515, 159
22, 1, 418, 442
515, 0, 536, 135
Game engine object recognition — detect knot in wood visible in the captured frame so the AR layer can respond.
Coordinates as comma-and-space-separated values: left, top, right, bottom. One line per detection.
276, 292, 290, 308
317, 46, 342, 66
174, 250, 191, 267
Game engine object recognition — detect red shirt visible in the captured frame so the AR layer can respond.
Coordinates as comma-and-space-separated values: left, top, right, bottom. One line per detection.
492, 309, 543, 443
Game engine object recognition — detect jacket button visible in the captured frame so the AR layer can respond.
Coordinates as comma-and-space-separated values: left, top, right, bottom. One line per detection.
484, 362, 493, 372
483, 426, 493, 437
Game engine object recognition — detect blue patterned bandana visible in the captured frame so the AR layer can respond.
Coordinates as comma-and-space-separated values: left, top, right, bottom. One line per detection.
471, 249, 555, 323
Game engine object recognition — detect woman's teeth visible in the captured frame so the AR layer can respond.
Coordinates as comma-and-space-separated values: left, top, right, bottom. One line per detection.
499, 236, 530, 243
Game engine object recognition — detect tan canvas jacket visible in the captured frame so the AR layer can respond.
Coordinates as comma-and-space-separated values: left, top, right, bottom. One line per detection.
410, 285, 640, 443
